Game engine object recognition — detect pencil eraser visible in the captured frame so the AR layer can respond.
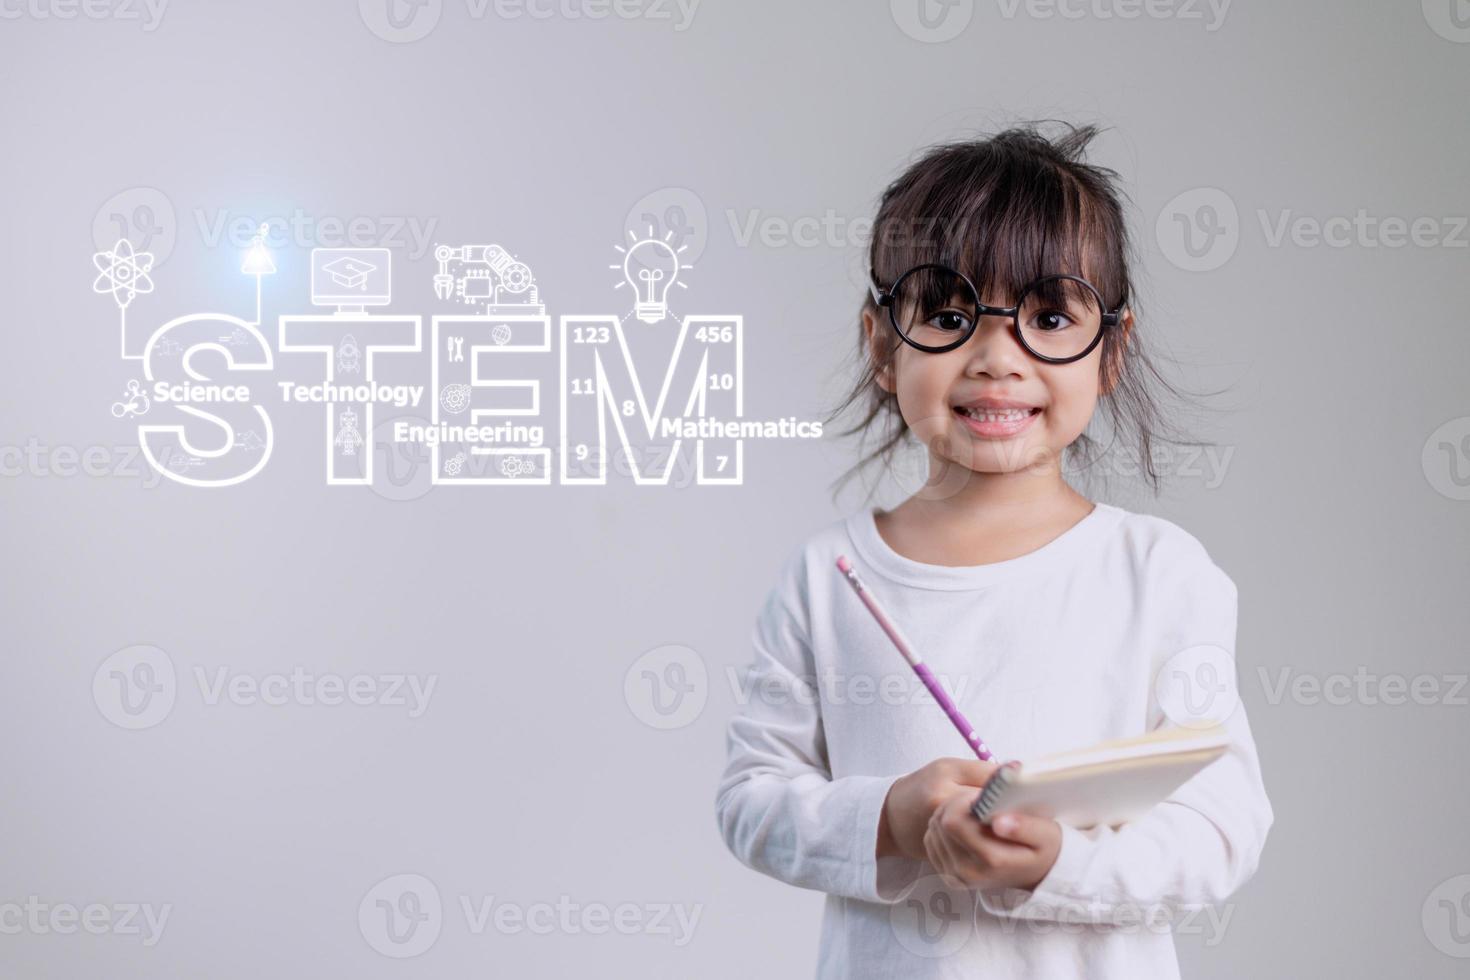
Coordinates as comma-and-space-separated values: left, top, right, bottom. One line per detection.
836, 555, 852, 573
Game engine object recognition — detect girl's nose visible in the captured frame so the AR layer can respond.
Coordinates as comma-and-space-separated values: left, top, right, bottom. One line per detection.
963, 315, 1028, 379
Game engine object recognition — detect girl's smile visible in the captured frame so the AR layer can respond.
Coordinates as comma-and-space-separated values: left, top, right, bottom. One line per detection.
951, 397, 1043, 440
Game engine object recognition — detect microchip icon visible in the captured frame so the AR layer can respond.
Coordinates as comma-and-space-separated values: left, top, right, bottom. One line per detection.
320, 255, 376, 290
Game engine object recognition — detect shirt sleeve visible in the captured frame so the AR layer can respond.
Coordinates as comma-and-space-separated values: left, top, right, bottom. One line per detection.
714, 568, 929, 905
976, 557, 1274, 923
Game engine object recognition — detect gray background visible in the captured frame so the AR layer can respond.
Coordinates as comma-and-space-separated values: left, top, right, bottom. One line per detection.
3, 0, 1469, 976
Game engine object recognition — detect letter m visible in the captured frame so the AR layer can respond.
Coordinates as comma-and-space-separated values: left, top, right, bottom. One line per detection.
559, 315, 742, 485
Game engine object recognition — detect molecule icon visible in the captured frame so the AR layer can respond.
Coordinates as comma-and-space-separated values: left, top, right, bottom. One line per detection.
91, 239, 156, 310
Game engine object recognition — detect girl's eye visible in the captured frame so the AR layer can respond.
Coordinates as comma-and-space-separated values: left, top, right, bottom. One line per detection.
1029, 310, 1075, 332
925, 310, 974, 333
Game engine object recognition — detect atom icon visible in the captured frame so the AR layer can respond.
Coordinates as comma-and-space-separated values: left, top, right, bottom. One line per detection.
92, 239, 155, 310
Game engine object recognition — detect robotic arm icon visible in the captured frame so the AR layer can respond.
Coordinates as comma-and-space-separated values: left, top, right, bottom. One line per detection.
432, 244, 543, 315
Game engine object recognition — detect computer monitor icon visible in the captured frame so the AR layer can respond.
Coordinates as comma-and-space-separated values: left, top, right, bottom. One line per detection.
311, 247, 392, 314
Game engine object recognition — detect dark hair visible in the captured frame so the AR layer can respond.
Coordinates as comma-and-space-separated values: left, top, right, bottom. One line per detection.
827, 121, 1189, 499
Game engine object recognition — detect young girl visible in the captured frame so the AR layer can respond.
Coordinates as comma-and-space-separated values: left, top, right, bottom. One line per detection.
715, 124, 1272, 978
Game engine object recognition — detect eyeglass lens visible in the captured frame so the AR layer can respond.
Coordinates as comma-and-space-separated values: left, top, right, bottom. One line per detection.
888, 266, 1105, 360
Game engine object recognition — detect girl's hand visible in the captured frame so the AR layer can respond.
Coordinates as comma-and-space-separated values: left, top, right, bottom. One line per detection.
924, 792, 1062, 892
878, 758, 1000, 862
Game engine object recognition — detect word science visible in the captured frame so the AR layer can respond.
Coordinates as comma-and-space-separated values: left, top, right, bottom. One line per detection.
93, 234, 822, 489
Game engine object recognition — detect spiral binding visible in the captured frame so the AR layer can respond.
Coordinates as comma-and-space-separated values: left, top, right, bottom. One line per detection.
970, 765, 1017, 823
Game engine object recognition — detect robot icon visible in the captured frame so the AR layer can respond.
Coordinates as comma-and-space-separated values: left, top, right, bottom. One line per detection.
334, 408, 365, 456
337, 334, 362, 375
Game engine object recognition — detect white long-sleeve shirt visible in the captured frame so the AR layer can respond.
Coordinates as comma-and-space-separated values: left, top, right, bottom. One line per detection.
715, 503, 1273, 979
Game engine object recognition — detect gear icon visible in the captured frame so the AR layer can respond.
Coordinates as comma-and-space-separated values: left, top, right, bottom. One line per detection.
439, 383, 471, 415
499, 455, 535, 478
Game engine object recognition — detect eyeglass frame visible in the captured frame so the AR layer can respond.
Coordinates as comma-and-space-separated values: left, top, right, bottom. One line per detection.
867, 263, 1126, 364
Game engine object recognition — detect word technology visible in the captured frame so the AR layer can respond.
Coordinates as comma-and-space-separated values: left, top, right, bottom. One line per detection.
95, 238, 823, 488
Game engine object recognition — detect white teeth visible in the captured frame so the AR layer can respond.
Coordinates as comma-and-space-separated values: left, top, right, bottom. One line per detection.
956, 406, 1034, 422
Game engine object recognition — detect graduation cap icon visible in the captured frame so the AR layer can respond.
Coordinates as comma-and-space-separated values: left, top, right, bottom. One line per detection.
320, 255, 377, 290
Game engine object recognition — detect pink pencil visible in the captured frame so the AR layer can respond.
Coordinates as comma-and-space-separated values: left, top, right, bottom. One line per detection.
835, 555, 994, 761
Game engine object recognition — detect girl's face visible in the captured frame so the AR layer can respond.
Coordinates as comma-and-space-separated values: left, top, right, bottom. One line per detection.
865, 293, 1132, 479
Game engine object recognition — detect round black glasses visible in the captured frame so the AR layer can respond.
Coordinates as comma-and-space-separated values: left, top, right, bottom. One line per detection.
868, 263, 1124, 364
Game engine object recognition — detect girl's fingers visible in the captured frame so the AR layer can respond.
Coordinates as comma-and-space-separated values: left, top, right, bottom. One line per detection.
926, 812, 971, 886
991, 813, 1054, 850
929, 805, 992, 887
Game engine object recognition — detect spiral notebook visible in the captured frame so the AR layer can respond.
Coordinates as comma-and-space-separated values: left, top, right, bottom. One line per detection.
970, 724, 1229, 830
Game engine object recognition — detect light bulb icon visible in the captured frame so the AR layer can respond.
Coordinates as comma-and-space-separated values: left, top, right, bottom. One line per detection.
612, 227, 692, 324
241, 223, 276, 276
